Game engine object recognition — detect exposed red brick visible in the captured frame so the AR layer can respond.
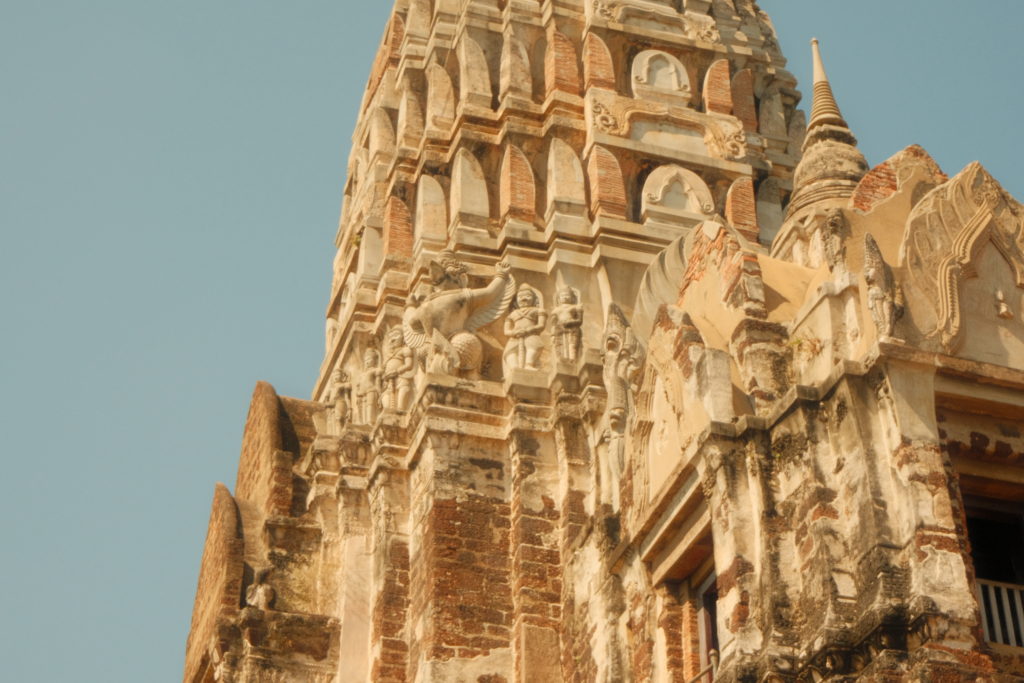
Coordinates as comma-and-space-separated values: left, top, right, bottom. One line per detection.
500, 144, 536, 221
583, 33, 615, 90
383, 196, 413, 269
725, 176, 758, 241
367, 15, 404, 108
545, 31, 581, 97
731, 69, 757, 132
850, 144, 948, 213
680, 598, 703, 681
587, 145, 627, 218
703, 59, 733, 115
183, 484, 244, 683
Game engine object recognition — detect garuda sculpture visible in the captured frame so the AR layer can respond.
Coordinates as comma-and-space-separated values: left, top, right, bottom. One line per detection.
403, 251, 516, 379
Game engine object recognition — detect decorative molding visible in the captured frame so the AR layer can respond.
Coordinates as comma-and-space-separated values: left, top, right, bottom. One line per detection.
592, 93, 747, 161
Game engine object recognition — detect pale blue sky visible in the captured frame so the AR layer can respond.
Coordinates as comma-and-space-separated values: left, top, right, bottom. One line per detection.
1, 2, 1021, 680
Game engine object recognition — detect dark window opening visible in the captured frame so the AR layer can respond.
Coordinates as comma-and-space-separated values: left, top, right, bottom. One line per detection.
966, 499, 1024, 648
966, 507, 1024, 585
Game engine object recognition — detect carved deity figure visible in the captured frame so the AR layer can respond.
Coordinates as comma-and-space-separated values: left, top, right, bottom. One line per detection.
598, 304, 645, 512
245, 568, 275, 611
354, 348, 382, 424
821, 207, 849, 273
996, 290, 1015, 320
325, 316, 339, 355
550, 286, 583, 363
324, 366, 352, 432
863, 234, 903, 339
503, 285, 547, 371
403, 251, 516, 378
381, 327, 415, 412
211, 645, 233, 683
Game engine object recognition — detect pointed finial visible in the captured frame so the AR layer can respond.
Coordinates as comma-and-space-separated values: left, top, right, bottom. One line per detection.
808, 38, 848, 131
784, 38, 868, 221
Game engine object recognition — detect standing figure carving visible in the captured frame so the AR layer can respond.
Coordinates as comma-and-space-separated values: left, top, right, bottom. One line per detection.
325, 316, 339, 355
503, 284, 547, 371
324, 366, 352, 432
864, 234, 903, 339
382, 327, 415, 412
822, 208, 850, 273
354, 347, 382, 424
245, 568, 276, 611
599, 304, 645, 512
211, 644, 233, 683
550, 286, 583, 363
403, 251, 516, 379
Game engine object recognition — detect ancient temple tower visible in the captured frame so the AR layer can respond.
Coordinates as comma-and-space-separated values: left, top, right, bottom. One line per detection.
185, 1, 1024, 681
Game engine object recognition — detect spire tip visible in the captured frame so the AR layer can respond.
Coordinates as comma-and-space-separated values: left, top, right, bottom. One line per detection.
806, 36, 848, 131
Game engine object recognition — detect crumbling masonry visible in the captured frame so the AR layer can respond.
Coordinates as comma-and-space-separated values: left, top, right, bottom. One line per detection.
185, 1, 1024, 680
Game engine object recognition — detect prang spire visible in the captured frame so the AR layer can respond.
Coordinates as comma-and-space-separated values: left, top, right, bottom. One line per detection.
786, 38, 868, 218
808, 38, 848, 131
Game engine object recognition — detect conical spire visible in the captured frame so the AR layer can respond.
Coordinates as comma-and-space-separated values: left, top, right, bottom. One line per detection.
786, 38, 868, 218
808, 38, 849, 131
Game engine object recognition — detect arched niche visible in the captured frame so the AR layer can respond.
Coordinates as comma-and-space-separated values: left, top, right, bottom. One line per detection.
434, 0, 459, 16
583, 33, 615, 90
641, 165, 714, 224
499, 143, 536, 222
500, 36, 532, 100
382, 196, 413, 272
415, 175, 448, 245
702, 59, 733, 115
545, 31, 581, 97
632, 50, 692, 105
425, 62, 455, 134
356, 225, 384, 281
325, 315, 339, 355
396, 81, 424, 148
336, 272, 356, 331
450, 148, 490, 224
367, 109, 395, 163
529, 36, 548, 102
758, 84, 787, 138
406, 0, 432, 39
724, 176, 759, 242
386, 14, 405, 60
547, 138, 586, 217
587, 145, 627, 219
459, 35, 492, 108
787, 109, 807, 157
755, 178, 784, 245
731, 68, 758, 132
344, 147, 370, 221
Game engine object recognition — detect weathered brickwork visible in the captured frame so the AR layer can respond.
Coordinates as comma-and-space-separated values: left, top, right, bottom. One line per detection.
185, 2, 1024, 681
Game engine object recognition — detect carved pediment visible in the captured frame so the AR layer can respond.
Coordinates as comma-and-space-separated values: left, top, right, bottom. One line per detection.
898, 162, 1024, 352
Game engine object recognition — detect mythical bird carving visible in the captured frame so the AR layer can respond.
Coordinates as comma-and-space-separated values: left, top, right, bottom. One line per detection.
403, 251, 516, 378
